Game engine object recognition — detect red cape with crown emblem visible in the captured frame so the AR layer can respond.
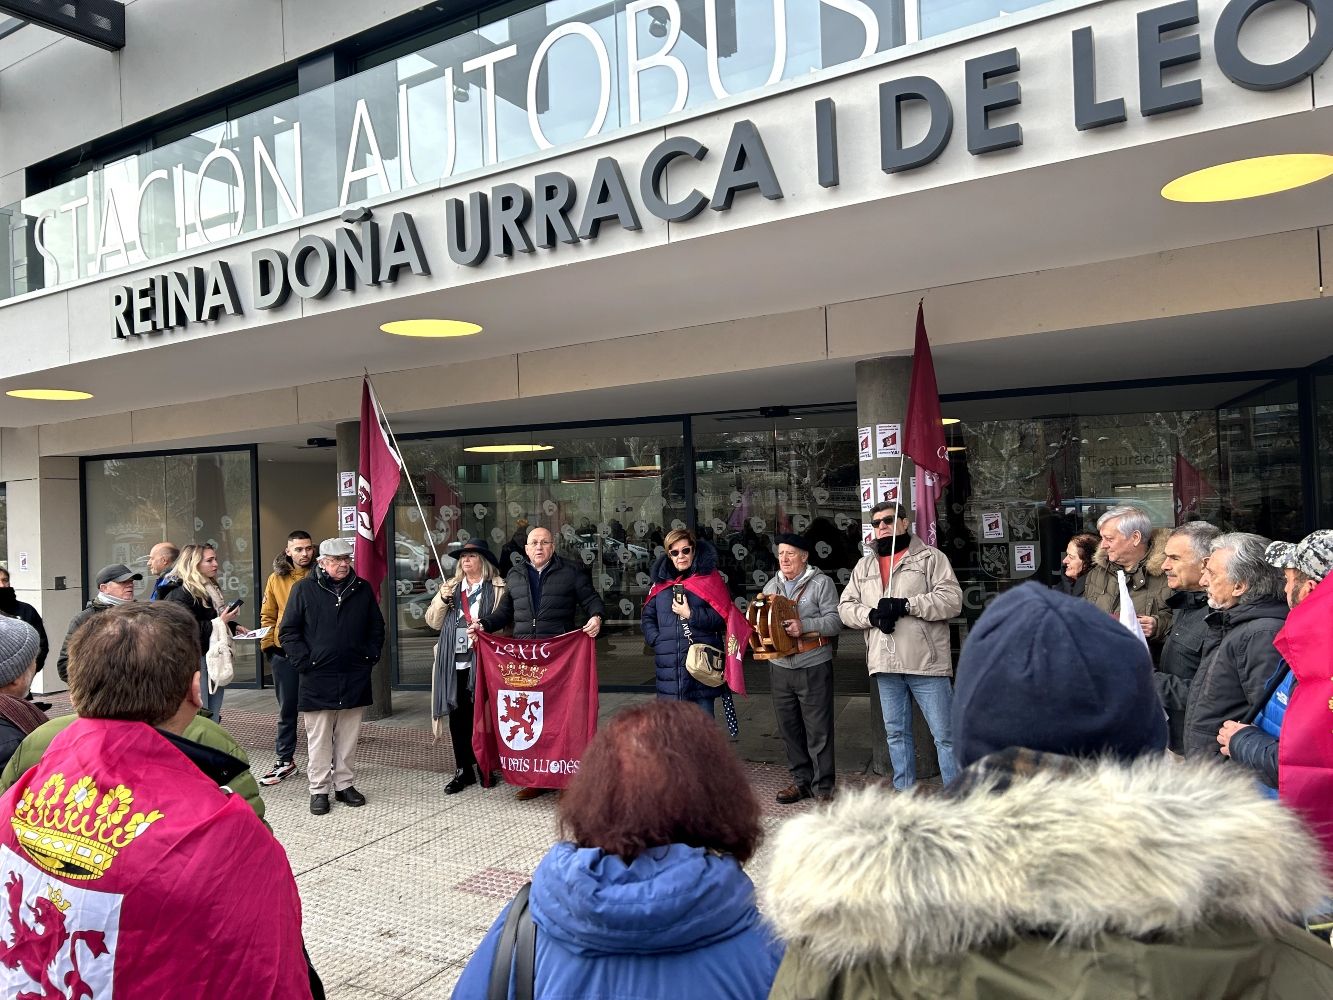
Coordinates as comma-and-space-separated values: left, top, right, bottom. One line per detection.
472, 630, 598, 789
646, 570, 753, 695
0, 718, 311, 999
1276, 579, 1333, 873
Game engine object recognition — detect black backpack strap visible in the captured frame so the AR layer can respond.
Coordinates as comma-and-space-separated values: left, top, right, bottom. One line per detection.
487, 882, 534, 1000
514, 887, 538, 1000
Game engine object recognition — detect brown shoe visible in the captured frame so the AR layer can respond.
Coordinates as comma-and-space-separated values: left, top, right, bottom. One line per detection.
775, 783, 812, 805
515, 787, 548, 801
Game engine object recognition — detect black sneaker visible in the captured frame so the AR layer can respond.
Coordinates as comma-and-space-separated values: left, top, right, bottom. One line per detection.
309, 794, 330, 815
259, 760, 298, 786
334, 786, 367, 807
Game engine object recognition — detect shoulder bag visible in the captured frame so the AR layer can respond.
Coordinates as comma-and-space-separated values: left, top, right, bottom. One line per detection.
488, 881, 536, 1000
680, 614, 725, 688
205, 617, 235, 693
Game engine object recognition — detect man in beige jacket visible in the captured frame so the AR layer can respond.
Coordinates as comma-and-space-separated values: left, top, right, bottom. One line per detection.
839, 501, 962, 790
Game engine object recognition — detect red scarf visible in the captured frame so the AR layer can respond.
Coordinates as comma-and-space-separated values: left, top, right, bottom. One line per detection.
647, 570, 753, 695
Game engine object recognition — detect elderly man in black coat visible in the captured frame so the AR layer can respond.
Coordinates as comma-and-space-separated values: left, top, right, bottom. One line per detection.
279, 537, 385, 816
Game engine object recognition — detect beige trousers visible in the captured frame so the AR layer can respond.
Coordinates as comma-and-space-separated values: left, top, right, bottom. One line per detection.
303, 707, 365, 794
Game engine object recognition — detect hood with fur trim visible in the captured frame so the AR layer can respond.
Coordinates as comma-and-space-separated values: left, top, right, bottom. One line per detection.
1093, 526, 1170, 575
649, 537, 719, 585
761, 755, 1328, 970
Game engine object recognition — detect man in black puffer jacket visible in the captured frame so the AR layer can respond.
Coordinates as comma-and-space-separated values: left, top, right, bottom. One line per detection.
473, 525, 603, 800
279, 537, 385, 816
476, 526, 604, 640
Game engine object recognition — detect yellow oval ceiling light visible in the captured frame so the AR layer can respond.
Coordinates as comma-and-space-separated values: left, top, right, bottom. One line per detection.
6, 388, 94, 401
463, 443, 554, 454
1162, 154, 1333, 203
380, 319, 483, 337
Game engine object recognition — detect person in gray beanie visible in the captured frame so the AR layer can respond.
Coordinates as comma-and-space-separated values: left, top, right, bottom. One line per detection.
761, 585, 1333, 999
0, 616, 46, 769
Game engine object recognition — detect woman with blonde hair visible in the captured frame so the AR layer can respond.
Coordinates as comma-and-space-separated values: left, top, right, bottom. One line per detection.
425, 539, 506, 795
159, 543, 238, 719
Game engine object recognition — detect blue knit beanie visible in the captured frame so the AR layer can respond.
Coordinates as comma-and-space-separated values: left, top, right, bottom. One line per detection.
952, 584, 1167, 768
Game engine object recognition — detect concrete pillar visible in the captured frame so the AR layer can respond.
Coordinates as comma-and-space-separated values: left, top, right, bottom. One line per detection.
336, 420, 393, 721
1, 428, 82, 695
854, 357, 940, 782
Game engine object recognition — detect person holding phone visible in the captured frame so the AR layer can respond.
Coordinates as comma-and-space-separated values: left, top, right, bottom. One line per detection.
159, 543, 239, 720
641, 528, 730, 715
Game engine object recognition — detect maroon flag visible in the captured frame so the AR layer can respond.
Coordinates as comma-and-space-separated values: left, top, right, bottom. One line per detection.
903, 304, 951, 548
1172, 452, 1211, 525
472, 630, 599, 789
355, 378, 403, 601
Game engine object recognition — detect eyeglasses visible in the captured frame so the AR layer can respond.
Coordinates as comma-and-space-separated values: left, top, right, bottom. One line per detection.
870, 516, 901, 528
668, 546, 692, 557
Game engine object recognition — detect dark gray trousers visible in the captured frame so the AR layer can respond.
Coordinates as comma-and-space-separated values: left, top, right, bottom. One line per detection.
770, 661, 836, 793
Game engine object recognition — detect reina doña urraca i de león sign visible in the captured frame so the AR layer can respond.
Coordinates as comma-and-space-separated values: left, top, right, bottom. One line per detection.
110, 0, 1333, 339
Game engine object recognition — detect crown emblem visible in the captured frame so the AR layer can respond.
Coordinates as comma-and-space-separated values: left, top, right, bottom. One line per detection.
10, 773, 164, 881
46, 885, 72, 912
498, 661, 548, 688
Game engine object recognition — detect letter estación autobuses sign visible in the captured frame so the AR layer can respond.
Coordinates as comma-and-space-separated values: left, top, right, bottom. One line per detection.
110, 0, 1332, 339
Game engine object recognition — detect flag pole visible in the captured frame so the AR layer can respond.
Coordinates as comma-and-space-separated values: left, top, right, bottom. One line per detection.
885, 448, 908, 600
364, 373, 448, 578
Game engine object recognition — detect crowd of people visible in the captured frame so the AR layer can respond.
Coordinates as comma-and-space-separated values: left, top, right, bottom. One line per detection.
0, 499, 1330, 998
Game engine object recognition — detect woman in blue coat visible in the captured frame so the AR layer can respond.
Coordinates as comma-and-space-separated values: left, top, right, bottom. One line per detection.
641, 529, 728, 713
452, 700, 782, 1000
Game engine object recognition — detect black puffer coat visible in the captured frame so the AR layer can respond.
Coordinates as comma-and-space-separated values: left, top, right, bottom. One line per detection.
279, 570, 386, 711
641, 540, 727, 703
1183, 597, 1288, 758
157, 579, 218, 655
479, 555, 604, 638
1154, 589, 1218, 754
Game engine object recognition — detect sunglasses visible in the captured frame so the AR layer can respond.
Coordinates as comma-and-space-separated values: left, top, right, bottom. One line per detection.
668, 546, 693, 557
871, 516, 902, 528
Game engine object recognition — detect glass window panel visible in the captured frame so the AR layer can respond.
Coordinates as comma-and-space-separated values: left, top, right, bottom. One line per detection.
1318, 373, 1333, 528
693, 407, 865, 694
393, 423, 686, 687
82, 450, 259, 684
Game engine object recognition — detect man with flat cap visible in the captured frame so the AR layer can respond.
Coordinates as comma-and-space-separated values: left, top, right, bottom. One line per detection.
280, 537, 386, 816
762, 533, 842, 803
56, 562, 142, 682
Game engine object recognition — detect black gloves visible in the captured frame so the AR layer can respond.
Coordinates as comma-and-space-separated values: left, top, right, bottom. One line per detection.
870, 597, 910, 634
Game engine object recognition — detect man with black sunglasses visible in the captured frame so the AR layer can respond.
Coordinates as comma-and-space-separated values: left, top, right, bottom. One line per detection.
839, 501, 962, 791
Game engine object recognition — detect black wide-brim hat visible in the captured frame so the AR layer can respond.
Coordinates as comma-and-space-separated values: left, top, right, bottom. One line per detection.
453, 538, 501, 569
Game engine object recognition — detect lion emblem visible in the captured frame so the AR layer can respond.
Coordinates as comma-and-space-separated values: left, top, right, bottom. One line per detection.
498, 689, 544, 751
0, 872, 108, 1000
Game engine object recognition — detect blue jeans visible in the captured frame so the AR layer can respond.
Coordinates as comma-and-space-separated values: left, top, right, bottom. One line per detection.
199, 655, 226, 721
874, 674, 957, 790
657, 691, 715, 718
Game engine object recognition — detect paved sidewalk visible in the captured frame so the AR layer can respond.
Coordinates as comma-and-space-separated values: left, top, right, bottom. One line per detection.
218, 687, 883, 999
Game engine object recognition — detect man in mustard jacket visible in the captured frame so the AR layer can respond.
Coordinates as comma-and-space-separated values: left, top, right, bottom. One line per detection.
257, 530, 315, 785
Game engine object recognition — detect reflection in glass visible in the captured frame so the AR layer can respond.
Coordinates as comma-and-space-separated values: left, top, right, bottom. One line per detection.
83, 450, 259, 684
392, 425, 685, 687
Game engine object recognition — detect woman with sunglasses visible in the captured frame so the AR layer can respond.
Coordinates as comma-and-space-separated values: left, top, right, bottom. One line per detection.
641, 528, 732, 715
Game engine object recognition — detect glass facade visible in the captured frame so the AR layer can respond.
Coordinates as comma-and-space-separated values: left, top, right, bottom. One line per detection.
936, 378, 1306, 642
82, 448, 261, 684
2, 0, 1075, 300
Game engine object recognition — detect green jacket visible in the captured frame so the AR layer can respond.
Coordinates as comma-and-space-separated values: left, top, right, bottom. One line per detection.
0, 713, 265, 824
763, 753, 1333, 999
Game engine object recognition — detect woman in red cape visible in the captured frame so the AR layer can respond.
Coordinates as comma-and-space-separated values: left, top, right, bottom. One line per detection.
643, 529, 752, 717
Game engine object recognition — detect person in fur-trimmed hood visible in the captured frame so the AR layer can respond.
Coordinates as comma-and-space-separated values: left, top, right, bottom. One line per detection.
763, 585, 1333, 1000
1082, 505, 1174, 646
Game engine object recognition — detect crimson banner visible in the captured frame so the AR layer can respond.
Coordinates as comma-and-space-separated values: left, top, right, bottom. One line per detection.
355, 377, 403, 602
471, 630, 599, 789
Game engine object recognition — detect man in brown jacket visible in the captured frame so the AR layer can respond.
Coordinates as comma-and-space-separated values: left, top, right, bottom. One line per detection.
1082, 505, 1173, 648
839, 502, 962, 790
257, 530, 315, 785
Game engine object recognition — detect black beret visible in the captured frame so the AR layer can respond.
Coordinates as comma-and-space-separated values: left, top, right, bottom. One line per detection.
773, 533, 811, 552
